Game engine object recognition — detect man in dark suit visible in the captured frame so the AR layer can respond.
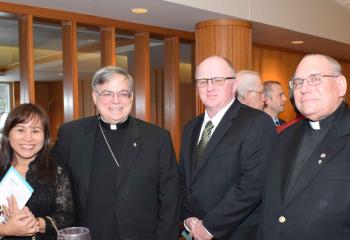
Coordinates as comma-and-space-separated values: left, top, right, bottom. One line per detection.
263, 80, 287, 126
262, 54, 350, 240
179, 56, 276, 240
51, 66, 180, 240
236, 70, 265, 111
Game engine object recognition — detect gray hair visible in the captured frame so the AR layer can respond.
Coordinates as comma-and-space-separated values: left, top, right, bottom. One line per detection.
236, 70, 261, 100
263, 80, 282, 99
91, 66, 134, 91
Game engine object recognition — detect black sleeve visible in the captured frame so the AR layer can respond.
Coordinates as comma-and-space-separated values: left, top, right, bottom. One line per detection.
44, 166, 75, 234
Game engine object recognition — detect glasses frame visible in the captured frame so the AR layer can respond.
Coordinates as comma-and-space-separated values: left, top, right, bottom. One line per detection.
94, 89, 133, 101
195, 76, 236, 88
289, 73, 339, 90
248, 89, 265, 95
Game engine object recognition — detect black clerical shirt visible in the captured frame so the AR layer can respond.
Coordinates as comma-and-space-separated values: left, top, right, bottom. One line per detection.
285, 103, 346, 197
85, 117, 129, 240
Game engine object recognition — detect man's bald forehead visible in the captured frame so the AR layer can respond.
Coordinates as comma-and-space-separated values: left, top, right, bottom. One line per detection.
196, 55, 235, 76
296, 54, 341, 75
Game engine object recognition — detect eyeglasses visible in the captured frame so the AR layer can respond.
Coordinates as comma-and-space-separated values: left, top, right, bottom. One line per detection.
195, 77, 236, 88
248, 90, 264, 95
94, 89, 133, 101
289, 73, 338, 90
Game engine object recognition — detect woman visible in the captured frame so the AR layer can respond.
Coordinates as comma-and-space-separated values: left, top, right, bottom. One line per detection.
0, 103, 74, 239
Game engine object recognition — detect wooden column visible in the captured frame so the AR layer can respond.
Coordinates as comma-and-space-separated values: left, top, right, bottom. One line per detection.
19, 14, 35, 103
195, 19, 252, 114
101, 26, 116, 66
164, 36, 180, 157
134, 32, 151, 122
62, 20, 79, 122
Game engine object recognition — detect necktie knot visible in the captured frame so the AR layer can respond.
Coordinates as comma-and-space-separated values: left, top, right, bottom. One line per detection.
274, 119, 280, 126
203, 121, 214, 133
194, 121, 214, 169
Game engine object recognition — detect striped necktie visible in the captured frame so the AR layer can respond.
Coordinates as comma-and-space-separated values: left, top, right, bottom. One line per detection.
194, 121, 214, 169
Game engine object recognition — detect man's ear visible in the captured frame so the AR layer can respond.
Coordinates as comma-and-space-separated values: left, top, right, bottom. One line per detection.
337, 75, 347, 97
232, 80, 239, 94
92, 91, 98, 105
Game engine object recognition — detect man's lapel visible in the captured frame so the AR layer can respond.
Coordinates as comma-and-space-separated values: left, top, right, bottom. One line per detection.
283, 125, 345, 208
280, 122, 305, 202
115, 117, 141, 192
187, 117, 203, 185
80, 118, 99, 196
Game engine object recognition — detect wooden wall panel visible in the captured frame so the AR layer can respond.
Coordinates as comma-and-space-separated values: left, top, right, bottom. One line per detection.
180, 82, 196, 133
134, 32, 151, 122
12, 82, 20, 107
48, 81, 63, 141
341, 62, 350, 103
19, 14, 35, 103
101, 26, 116, 67
35, 81, 63, 141
164, 36, 180, 157
195, 19, 252, 70
62, 20, 79, 122
78, 78, 96, 118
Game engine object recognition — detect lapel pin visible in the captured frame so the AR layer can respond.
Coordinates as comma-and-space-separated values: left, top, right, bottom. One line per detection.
133, 142, 137, 147
318, 160, 322, 164
320, 153, 326, 158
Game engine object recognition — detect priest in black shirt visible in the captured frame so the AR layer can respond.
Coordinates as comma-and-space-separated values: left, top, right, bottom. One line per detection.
262, 54, 350, 240
51, 66, 180, 240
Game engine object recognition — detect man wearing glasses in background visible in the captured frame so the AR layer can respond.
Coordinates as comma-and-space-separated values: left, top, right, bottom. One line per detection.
236, 70, 266, 111
52, 66, 180, 240
179, 56, 276, 240
262, 54, 350, 240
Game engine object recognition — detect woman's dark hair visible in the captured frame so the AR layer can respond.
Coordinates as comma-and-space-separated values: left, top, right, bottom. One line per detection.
0, 103, 56, 181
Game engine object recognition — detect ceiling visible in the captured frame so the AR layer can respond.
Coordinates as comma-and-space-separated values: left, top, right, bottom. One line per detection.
0, 0, 350, 82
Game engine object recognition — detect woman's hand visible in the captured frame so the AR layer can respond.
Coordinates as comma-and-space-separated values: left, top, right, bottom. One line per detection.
3, 210, 38, 236
1, 196, 38, 236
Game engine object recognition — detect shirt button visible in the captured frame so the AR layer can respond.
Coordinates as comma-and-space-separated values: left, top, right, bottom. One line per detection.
279, 216, 286, 223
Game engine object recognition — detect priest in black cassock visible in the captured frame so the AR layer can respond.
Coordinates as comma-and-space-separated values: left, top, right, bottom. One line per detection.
51, 66, 180, 240
262, 54, 350, 240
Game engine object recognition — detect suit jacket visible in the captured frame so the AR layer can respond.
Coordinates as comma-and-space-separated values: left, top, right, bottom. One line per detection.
262, 103, 350, 240
179, 100, 277, 240
51, 116, 180, 240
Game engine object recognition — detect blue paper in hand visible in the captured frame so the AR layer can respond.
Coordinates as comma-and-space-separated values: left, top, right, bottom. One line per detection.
181, 229, 192, 240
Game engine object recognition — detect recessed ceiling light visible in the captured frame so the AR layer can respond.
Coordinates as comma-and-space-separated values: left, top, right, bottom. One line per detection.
57, 73, 64, 76
87, 39, 96, 42
291, 40, 304, 44
130, 8, 148, 14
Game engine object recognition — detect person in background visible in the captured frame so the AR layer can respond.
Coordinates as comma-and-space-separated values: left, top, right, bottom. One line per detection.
179, 56, 276, 240
263, 80, 287, 125
0, 103, 75, 240
236, 70, 265, 110
263, 54, 350, 240
51, 66, 180, 240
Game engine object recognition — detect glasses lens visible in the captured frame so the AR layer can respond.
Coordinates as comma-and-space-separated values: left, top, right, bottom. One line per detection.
211, 77, 225, 87
196, 79, 207, 87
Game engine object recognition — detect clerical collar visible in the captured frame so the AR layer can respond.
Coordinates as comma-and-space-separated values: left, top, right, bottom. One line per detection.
308, 102, 346, 130
99, 116, 129, 130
